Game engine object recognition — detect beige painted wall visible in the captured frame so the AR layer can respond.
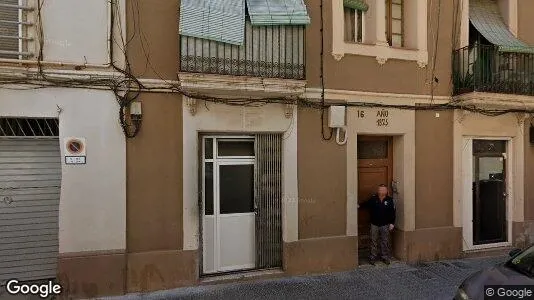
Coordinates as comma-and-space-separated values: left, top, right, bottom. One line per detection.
298, 107, 347, 239
127, 92, 183, 253
126, 0, 180, 80
304, 0, 455, 96
518, 0, 534, 44
415, 110, 454, 229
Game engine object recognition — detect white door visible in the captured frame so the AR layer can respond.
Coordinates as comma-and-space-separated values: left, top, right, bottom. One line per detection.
202, 137, 256, 274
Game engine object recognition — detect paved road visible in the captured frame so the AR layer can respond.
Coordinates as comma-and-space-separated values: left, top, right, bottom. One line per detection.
104, 256, 506, 300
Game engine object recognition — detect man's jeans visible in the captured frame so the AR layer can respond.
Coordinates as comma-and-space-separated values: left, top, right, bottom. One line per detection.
370, 224, 391, 260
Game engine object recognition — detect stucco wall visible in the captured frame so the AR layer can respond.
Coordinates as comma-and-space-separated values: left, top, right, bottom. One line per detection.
126, 0, 180, 80
415, 110, 454, 229
127, 92, 183, 252
304, 0, 455, 96
518, 0, 534, 45
0, 88, 126, 253
41, 0, 112, 65
297, 107, 347, 239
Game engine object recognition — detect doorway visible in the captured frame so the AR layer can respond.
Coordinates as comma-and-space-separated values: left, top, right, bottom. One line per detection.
202, 137, 256, 274
200, 135, 283, 275
472, 139, 507, 245
357, 136, 393, 261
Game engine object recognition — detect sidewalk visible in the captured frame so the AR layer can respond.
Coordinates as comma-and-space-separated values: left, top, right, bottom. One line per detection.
103, 255, 506, 300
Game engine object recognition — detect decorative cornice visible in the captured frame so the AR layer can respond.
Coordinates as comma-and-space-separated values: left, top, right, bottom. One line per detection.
178, 72, 306, 98
376, 56, 388, 65
332, 52, 344, 61
185, 98, 197, 116
417, 60, 427, 68
303, 88, 451, 105
452, 92, 534, 110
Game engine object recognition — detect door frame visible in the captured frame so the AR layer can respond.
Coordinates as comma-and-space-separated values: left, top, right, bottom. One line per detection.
214, 160, 256, 273
200, 135, 256, 275
462, 136, 513, 251
356, 135, 394, 192
356, 135, 394, 251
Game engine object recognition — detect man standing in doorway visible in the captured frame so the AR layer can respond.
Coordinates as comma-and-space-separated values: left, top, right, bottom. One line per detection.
358, 184, 396, 265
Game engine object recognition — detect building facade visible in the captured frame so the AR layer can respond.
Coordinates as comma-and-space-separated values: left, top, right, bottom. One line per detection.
0, 0, 534, 299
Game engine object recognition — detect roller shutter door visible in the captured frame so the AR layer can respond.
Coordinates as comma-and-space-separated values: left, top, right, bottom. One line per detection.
0, 138, 61, 284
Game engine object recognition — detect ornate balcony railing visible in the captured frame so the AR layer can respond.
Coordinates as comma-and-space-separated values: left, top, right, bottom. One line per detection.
180, 21, 306, 80
453, 44, 534, 96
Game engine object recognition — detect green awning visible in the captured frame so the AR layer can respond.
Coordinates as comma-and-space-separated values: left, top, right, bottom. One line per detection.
246, 0, 311, 26
343, 0, 368, 12
469, 0, 534, 54
179, 0, 246, 45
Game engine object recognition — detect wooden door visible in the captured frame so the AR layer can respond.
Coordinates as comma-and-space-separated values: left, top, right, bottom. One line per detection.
357, 136, 393, 250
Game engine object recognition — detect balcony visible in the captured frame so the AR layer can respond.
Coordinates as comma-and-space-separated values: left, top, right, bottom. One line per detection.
180, 21, 306, 80
453, 44, 534, 96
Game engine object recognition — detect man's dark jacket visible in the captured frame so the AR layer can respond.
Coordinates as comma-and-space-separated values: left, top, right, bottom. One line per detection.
360, 195, 396, 226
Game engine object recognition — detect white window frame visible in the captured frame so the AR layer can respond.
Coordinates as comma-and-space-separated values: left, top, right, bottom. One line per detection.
0, 0, 36, 60
332, 0, 428, 67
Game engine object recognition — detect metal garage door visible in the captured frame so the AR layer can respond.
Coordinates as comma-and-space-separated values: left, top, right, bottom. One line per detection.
0, 118, 60, 285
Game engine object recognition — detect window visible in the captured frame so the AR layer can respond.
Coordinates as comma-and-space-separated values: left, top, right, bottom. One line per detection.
344, 7, 364, 43
0, 0, 34, 60
385, 0, 404, 47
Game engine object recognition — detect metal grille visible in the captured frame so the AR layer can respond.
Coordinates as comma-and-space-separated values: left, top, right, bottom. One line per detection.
181, 20, 306, 80
453, 44, 534, 96
0, 118, 59, 137
0, 0, 34, 59
254, 134, 282, 269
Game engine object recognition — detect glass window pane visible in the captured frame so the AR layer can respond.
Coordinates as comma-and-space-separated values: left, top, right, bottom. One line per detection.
477, 157, 504, 181
219, 164, 254, 214
218, 140, 255, 156
358, 140, 388, 159
344, 8, 356, 42
392, 0, 402, 4
392, 20, 402, 34
392, 34, 402, 47
204, 162, 214, 215
392, 4, 402, 19
473, 140, 506, 154
204, 138, 213, 159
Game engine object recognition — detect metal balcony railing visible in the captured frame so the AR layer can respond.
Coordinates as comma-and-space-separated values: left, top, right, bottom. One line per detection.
453, 44, 534, 96
180, 20, 306, 80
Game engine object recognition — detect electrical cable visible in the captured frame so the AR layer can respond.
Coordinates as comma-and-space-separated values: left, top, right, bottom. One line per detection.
319, 0, 333, 141
0, 0, 533, 140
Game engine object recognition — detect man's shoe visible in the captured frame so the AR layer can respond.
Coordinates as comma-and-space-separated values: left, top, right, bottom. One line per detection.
368, 258, 376, 265
382, 258, 391, 265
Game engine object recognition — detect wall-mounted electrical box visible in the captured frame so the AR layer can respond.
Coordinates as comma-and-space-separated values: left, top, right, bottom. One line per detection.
130, 101, 142, 116
328, 106, 346, 128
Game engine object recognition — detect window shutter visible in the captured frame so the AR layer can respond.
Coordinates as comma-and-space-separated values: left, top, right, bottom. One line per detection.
179, 0, 246, 45
0, 0, 21, 59
246, 0, 311, 26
